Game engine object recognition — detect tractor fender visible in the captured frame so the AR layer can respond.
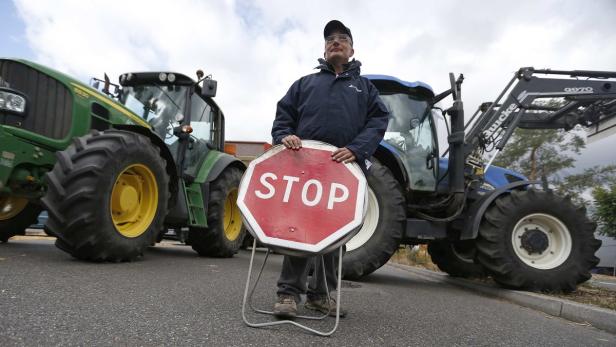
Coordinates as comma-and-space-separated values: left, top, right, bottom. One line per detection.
460, 180, 541, 240
112, 124, 179, 205
373, 142, 409, 187
188, 152, 244, 226
202, 152, 246, 184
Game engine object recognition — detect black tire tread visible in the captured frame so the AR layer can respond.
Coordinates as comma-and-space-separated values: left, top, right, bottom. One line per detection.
42, 130, 170, 261
188, 166, 246, 258
342, 159, 405, 280
428, 240, 487, 278
0, 202, 41, 242
475, 189, 600, 292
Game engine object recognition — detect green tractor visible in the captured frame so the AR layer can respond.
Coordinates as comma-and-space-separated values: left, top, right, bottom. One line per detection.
0, 58, 246, 261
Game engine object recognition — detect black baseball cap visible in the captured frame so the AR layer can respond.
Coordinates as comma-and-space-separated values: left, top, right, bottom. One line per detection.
323, 20, 353, 44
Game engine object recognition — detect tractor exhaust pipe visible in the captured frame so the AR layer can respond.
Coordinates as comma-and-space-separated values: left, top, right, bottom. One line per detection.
447, 73, 466, 196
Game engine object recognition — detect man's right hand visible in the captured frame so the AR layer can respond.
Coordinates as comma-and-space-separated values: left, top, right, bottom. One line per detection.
281, 135, 302, 150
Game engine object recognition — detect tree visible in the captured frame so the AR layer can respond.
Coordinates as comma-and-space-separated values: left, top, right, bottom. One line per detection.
493, 128, 585, 181
554, 165, 616, 205
593, 185, 616, 237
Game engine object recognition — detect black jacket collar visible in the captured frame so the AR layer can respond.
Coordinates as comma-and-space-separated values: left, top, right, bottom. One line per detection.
316, 58, 362, 76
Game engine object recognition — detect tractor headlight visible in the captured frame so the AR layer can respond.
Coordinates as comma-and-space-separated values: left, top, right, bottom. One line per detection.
0, 90, 26, 114
159, 72, 167, 82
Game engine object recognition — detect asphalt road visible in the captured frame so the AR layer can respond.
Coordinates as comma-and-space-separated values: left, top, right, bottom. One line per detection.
1, 238, 615, 346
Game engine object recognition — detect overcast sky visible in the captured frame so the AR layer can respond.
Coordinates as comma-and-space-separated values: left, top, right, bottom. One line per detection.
2, 0, 615, 171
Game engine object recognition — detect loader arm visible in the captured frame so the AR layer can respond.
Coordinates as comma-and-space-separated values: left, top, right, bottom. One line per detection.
463, 67, 616, 169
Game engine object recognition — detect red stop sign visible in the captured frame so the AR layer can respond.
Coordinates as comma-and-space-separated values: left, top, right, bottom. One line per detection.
237, 140, 367, 253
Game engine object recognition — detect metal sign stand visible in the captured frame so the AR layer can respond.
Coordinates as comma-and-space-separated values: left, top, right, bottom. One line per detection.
241, 240, 344, 337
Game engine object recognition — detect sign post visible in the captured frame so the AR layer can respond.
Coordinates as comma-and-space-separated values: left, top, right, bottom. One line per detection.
238, 140, 367, 336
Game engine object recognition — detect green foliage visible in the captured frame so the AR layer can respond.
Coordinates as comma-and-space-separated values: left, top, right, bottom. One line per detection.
554, 165, 616, 205
493, 128, 585, 180
593, 185, 616, 237
390, 245, 438, 271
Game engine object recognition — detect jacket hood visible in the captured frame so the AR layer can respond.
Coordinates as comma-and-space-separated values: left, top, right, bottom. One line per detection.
316, 58, 362, 76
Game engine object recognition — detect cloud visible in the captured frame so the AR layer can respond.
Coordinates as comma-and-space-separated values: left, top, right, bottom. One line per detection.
11, 0, 616, 169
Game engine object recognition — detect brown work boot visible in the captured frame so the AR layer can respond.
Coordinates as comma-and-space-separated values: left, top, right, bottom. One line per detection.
273, 294, 297, 319
305, 295, 347, 318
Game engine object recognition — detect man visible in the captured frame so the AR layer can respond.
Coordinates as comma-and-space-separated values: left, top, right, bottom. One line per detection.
270, 20, 390, 319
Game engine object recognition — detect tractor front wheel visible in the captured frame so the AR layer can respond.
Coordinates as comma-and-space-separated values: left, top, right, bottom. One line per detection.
43, 130, 170, 261
0, 197, 41, 242
342, 159, 405, 280
476, 189, 601, 292
188, 166, 246, 257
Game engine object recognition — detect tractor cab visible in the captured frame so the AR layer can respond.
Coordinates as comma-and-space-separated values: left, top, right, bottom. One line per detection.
365, 75, 438, 192
116, 71, 224, 175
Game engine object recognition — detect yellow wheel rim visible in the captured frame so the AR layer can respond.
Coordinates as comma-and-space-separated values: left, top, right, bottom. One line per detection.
0, 197, 28, 221
223, 188, 242, 241
110, 164, 158, 238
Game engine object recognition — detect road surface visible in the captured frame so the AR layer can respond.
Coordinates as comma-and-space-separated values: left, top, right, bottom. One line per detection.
1, 238, 614, 346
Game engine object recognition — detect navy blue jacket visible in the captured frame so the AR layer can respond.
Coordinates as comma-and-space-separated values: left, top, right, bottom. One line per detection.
271, 59, 389, 172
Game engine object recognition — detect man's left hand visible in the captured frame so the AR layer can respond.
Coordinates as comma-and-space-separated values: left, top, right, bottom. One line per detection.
331, 147, 356, 163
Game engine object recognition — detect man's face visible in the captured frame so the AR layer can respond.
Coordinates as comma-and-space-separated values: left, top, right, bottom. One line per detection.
324, 31, 354, 64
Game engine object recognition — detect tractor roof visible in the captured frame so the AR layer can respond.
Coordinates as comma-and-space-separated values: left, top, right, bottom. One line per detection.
118, 71, 195, 86
364, 74, 434, 99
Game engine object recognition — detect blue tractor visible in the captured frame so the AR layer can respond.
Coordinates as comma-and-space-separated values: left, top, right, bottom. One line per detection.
342, 68, 616, 292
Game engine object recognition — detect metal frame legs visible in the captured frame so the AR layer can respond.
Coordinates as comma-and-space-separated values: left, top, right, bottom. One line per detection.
241, 239, 343, 337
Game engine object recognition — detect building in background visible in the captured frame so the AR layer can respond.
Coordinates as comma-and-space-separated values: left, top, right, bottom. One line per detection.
596, 235, 616, 276
225, 141, 272, 165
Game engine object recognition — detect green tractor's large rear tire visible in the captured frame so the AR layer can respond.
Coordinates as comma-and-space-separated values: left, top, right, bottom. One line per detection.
42, 130, 170, 261
0, 197, 42, 242
342, 160, 405, 280
188, 166, 246, 257
475, 189, 601, 292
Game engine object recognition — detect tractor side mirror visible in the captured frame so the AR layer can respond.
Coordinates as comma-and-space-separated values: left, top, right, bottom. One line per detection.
201, 79, 217, 98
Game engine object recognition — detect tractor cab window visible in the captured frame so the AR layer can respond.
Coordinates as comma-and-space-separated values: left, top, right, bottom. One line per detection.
183, 94, 215, 173
380, 93, 438, 191
119, 84, 188, 147
189, 95, 213, 142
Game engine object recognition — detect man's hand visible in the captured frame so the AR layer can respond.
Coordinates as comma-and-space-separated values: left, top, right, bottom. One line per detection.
332, 147, 356, 163
281, 135, 302, 150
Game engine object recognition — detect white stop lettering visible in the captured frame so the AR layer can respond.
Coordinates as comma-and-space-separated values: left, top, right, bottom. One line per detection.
253, 172, 349, 209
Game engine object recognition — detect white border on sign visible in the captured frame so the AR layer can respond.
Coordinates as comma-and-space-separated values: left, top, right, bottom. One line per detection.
237, 140, 368, 254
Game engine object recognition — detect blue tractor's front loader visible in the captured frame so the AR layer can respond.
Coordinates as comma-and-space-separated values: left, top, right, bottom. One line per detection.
343, 69, 616, 292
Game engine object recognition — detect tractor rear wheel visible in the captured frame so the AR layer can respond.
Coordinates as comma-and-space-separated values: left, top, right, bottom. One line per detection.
43, 130, 170, 261
428, 240, 487, 278
342, 160, 405, 280
188, 166, 246, 257
0, 197, 41, 242
476, 189, 601, 292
